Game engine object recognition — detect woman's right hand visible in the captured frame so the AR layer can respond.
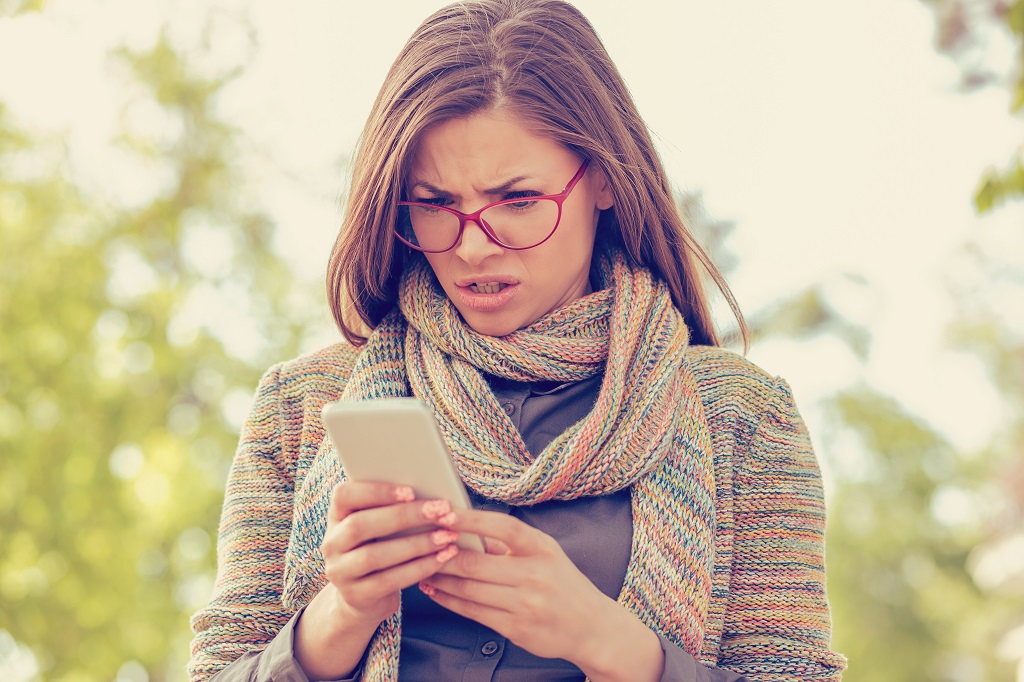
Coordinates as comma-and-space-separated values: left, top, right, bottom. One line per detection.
321, 480, 461, 624
294, 481, 460, 678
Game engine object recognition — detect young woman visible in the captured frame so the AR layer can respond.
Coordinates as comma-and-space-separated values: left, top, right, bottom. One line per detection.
188, 1, 847, 680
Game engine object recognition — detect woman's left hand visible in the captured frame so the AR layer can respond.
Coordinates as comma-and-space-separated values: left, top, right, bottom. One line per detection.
418, 508, 664, 681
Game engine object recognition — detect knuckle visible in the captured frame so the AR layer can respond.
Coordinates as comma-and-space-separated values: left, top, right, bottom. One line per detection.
367, 569, 404, 597
340, 514, 364, 539
331, 482, 349, 507
457, 549, 482, 576
323, 563, 345, 585
521, 593, 543, 615
350, 546, 379, 576
460, 578, 482, 600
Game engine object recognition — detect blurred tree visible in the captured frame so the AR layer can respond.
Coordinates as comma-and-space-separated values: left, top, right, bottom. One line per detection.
0, 13, 320, 682
0, 0, 46, 15
921, 0, 1024, 210
685, 182, 1022, 678
716, 271, 1022, 679
822, 385, 1021, 681
709, 5, 1024, 678
923, 1, 1024, 679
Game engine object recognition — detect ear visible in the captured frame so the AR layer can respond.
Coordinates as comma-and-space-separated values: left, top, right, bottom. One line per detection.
592, 169, 615, 210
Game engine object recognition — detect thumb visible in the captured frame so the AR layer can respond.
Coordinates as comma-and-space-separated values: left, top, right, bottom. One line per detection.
483, 537, 512, 555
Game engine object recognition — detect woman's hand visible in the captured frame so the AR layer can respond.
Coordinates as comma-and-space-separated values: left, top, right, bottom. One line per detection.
294, 481, 461, 679
319, 480, 461, 624
417, 509, 665, 682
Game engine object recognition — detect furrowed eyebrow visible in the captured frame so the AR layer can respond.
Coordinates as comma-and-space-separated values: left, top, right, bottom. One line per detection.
412, 176, 533, 196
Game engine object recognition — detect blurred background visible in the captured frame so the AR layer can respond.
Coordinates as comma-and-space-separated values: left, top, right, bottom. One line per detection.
0, 0, 1021, 680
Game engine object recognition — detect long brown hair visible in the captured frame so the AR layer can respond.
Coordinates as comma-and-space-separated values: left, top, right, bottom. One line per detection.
328, 0, 748, 348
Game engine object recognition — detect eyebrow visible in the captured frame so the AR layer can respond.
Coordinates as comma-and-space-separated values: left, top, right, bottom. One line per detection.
411, 176, 533, 196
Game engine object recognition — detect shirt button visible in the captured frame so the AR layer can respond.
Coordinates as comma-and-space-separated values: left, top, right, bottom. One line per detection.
502, 402, 515, 416
481, 640, 499, 656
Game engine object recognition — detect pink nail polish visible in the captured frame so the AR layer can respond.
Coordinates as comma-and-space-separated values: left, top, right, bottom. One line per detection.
421, 499, 451, 520
419, 581, 437, 597
431, 529, 459, 545
394, 486, 415, 502
435, 544, 459, 563
436, 511, 457, 527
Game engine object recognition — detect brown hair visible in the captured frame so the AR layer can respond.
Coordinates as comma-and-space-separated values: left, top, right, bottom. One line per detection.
328, 0, 748, 348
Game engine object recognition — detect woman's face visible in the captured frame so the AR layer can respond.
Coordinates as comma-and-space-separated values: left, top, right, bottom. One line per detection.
406, 109, 614, 337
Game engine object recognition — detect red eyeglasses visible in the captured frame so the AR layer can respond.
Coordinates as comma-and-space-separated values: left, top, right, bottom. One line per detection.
395, 160, 590, 253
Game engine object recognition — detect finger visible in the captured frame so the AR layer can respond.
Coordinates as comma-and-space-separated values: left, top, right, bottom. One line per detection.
327, 481, 417, 524
421, 573, 518, 610
324, 498, 455, 553
442, 509, 550, 556
484, 537, 511, 555
435, 543, 526, 585
419, 580, 511, 631
330, 528, 461, 581
339, 545, 460, 609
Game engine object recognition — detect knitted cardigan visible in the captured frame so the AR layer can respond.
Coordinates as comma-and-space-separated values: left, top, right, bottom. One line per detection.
188, 342, 847, 681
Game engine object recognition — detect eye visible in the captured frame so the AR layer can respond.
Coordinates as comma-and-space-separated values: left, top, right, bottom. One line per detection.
502, 190, 542, 209
414, 196, 450, 207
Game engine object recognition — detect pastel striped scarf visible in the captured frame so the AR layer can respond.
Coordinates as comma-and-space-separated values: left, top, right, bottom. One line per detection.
395, 249, 685, 503
284, 248, 717, 679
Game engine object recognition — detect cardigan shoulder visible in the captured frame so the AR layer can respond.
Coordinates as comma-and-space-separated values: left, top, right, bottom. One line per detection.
685, 344, 781, 444
271, 341, 362, 401
258, 342, 362, 476
683, 343, 818, 492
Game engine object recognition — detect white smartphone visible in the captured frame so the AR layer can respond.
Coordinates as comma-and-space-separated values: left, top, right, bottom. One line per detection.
320, 397, 485, 552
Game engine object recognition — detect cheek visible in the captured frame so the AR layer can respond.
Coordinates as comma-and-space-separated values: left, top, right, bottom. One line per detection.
422, 253, 451, 285
553, 213, 598, 265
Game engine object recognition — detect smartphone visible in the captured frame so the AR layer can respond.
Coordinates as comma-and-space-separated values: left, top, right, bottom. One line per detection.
320, 397, 485, 552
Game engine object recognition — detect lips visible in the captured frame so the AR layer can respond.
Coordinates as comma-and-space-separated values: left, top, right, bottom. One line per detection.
454, 276, 520, 311
456, 274, 519, 288
468, 282, 509, 294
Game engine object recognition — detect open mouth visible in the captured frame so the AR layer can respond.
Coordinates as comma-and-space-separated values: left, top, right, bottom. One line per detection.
468, 282, 510, 294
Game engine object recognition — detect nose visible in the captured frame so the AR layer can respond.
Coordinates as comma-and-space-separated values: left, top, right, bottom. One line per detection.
454, 218, 504, 265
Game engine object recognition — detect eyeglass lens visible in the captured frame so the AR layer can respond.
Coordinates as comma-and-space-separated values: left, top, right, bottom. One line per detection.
397, 198, 560, 251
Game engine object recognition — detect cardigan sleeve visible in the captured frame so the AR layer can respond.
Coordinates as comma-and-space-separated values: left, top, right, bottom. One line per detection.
187, 364, 308, 682
716, 377, 847, 681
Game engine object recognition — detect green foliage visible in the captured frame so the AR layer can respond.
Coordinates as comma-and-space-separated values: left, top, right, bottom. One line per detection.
922, 0, 1024, 211
0, 23, 314, 682
823, 389, 1018, 681
975, 155, 1024, 213
0, 0, 46, 16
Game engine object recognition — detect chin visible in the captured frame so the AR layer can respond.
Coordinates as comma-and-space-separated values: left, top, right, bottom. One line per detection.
465, 319, 522, 338
460, 312, 525, 338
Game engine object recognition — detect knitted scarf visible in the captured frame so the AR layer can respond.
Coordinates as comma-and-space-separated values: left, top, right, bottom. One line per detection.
282, 248, 717, 680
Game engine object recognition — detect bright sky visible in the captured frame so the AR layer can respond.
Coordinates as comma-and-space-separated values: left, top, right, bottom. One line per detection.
1, 0, 1021, 452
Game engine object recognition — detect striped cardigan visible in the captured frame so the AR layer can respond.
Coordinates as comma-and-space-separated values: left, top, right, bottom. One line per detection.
188, 342, 847, 681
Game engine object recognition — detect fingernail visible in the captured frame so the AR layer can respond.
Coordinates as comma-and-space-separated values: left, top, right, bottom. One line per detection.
421, 499, 451, 520
419, 581, 437, 597
394, 486, 415, 503
431, 529, 459, 546
435, 544, 459, 563
436, 512, 457, 527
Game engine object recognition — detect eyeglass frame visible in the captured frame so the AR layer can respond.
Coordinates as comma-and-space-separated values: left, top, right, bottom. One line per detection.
394, 159, 591, 253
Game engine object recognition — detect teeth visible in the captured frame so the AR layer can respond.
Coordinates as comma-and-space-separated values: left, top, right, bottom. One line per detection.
469, 282, 507, 294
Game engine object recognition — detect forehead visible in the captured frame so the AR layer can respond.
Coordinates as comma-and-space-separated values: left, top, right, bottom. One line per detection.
407, 111, 575, 187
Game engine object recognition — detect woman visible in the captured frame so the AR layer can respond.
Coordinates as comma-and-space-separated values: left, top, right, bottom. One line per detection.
188, 1, 847, 680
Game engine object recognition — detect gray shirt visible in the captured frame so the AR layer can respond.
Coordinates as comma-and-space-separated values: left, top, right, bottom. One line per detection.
209, 374, 747, 682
